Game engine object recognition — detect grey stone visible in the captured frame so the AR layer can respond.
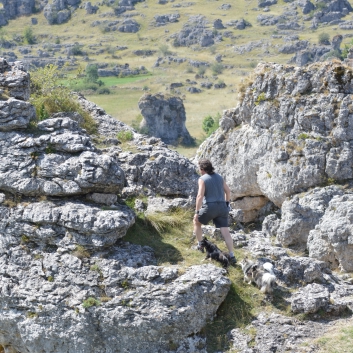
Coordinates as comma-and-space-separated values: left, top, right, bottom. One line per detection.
118, 18, 140, 33
308, 194, 353, 272
196, 62, 353, 209
258, 0, 277, 8
277, 186, 344, 248
291, 283, 330, 313
86, 193, 118, 205
138, 93, 194, 146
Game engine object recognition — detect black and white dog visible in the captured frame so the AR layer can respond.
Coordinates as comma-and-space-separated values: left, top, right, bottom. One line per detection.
240, 257, 276, 294
198, 237, 230, 269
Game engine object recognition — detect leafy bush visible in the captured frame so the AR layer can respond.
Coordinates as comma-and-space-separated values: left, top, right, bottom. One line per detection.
159, 44, 172, 56
71, 43, 84, 56
202, 113, 220, 136
98, 87, 111, 94
198, 66, 206, 75
117, 130, 133, 142
318, 32, 330, 45
24, 27, 36, 45
82, 297, 101, 308
30, 64, 97, 134
211, 63, 224, 75
85, 64, 99, 83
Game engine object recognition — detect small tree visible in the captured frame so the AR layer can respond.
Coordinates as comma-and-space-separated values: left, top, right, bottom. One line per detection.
318, 32, 330, 45
211, 62, 224, 75
24, 27, 36, 45
202, 113, 220, 136
85, 64, 99, 83
159, 44, 172, 56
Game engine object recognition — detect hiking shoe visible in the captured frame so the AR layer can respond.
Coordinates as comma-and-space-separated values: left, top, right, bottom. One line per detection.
229, 256, 237, 265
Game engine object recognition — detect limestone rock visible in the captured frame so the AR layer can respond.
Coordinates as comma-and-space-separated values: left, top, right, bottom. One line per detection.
0, 252, 230, 352
145, 196, 193, 214
277, 186, 344, 248
138, 93, 194, 146
231, 196, 268, 223
291, 283, 330, 313
77, 94, 199, 199
0, 201, 135, 251
196, 62, 353, 208
308, 194, 353, 271
0, 59, 31, 101
43, 0, 80, 25
118, 18, 140, 33
229, 313, 328, 353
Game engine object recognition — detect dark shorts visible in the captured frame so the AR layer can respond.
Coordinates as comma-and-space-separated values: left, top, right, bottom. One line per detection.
197, 201, 229, 228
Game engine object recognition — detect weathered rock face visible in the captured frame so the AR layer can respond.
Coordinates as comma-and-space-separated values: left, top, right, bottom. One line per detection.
197, 62, 353, 208
43, 0, 81, 24
77, 94, 199, 198
0, 0, 35, 24
138, 93, 194, 146
0, 59, 222, 353
308, 193, 353, 271
0, 246, 230, 353
277, 186, 344, 248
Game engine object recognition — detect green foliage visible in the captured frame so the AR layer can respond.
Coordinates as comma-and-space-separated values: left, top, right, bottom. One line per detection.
318, 32, 330, 45
202, 113, 220, 136
71, 43, 84, 56
82, 297, 101, 308
98, 87, 111, 94
85, 64, 99, 83
298, 133, 310, 140
47, 276, 54, 282
117, 130, 133, 142
30, 64, 97, 135
325, 49, 343, 60
316, 1, 327, 10
255, 92, 266, 105
198, 66, 206, 75
24, 27, 36, 44
211, 62, 224, 75
186, 66, 194, 73
159, 44, 172, 56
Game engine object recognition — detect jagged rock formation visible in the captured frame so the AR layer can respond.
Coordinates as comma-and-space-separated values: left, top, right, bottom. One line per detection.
138, 93, 194, 146
171, 15, 222, 47
0, 58, 230, 352
0, 0, 35, 25
197, 61, 353, 271
43, 0, 81, 25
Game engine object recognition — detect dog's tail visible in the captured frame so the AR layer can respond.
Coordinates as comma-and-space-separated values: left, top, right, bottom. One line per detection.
261, 273, 276, 294
262, 262, 274, 275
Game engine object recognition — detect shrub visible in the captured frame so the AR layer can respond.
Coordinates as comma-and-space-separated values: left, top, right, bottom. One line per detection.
202, 113, 220, 136
186, 66, 194, 73
98, 87, 110, 94
24, 27, 36, 44
71, 43, 84, 56
159, 44, 172, 56
255, 92, 266, 105
211, 63, 224, 75
30, 64, 97, 135
198, 66, 206, 75
82, 297, 101, 308
298, 133, 310, 140
318, 32, 330, 45
85, 64, 99, 83
117, 130, 133, 142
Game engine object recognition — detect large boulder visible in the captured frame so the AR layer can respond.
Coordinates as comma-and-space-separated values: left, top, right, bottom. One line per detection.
138, 93, 194, 146
277, 186, 344, 248
43, 0, 81, 24
308, 194, 353, 271
196, 62, 353, 207
0, 244, 230, 352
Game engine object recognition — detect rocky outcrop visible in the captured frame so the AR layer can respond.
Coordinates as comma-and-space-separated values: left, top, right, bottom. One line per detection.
171, 15, 222, 47
76, 94, 199, 198
43, 0, 81, 25
138, 93, 194, 146
308, 194, 353, 271
0, 58, 227, 352
0, 0, 35, 25
197, 61, 353, 207
277, 186, 344, 248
